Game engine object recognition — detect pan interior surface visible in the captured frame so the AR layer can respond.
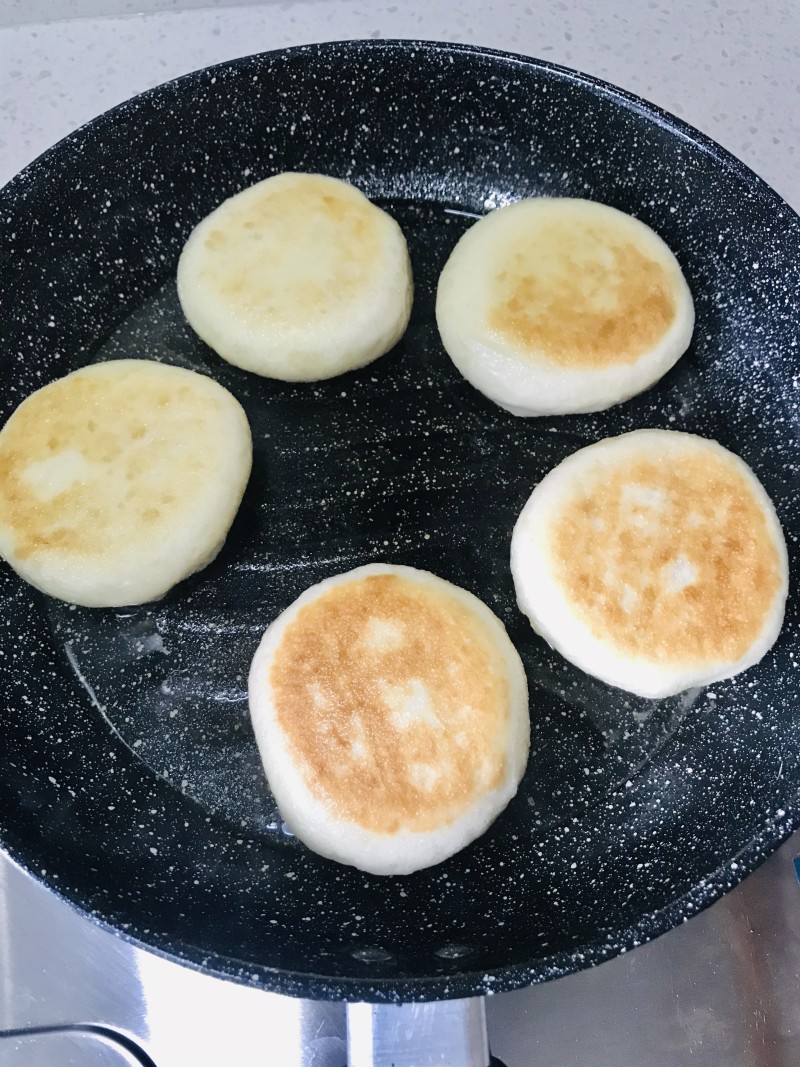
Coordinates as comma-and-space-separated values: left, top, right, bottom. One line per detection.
1, 40, 800, 1001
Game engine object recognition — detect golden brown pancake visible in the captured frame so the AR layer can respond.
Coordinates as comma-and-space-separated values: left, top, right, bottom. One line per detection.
510, 430, 787, 698
0, 359, 252, 606
436, 197, 694, 415
248, 564, 530, 874
177, 172, 413, 381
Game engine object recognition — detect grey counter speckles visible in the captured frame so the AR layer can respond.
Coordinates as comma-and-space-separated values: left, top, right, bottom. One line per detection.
1, 41, 800, 1003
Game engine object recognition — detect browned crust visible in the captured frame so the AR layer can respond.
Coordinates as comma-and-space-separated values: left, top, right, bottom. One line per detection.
265, 573, 512, 834
0, 364, 226, 562
548, 449, 782, 664
487, 218, 677, 368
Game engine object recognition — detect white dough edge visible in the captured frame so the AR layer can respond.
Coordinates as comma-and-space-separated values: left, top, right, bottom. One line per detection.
176, 173, 414, 382
248, 563, 531, 875
0, 361, 253, 608
510, 430, 789, 699
435, 198, 695, 416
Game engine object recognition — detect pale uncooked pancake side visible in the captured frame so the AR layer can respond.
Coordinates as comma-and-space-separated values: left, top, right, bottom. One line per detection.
177, 172, 413, 381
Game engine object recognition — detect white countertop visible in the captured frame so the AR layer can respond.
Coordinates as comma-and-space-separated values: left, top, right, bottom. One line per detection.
1, 0, 798, 213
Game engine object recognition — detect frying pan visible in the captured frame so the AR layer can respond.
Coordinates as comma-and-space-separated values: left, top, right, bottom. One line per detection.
1, 39, 800, 1014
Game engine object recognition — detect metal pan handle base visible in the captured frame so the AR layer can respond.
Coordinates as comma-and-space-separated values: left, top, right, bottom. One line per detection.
346, 997, 489, 1067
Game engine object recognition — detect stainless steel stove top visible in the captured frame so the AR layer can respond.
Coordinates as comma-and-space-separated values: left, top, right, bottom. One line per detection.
3, 827, 800, 1066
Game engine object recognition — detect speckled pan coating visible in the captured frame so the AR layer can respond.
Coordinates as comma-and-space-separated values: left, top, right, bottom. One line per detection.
1, 39, 799, 1003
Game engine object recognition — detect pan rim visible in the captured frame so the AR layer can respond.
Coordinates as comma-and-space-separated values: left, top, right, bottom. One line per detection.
4, 37, 798, 229
3, 800, 798, 1002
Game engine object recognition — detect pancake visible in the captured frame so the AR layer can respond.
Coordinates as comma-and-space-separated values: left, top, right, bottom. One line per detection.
510, 430, 788, 698
436, 197, 695, 416
0, 359, 252, 607
248, 563, 530, 875
177, 172, 413, 381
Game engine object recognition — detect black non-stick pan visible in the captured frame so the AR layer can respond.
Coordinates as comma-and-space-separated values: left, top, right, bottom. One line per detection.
1, 39, 800, 1005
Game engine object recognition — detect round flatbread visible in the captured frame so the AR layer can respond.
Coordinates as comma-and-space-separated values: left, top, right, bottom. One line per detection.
436, 197, 694, 415
0, 359, 252, 607
177, 172, 413, 381
248, 563, 530, 874
511, 429, 787, 698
